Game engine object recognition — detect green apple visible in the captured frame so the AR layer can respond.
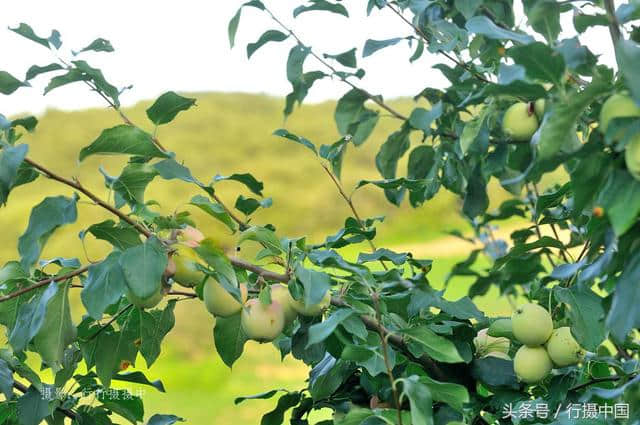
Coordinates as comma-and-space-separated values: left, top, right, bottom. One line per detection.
488, 318, 514, 339
291, 291, 331, 317
534, 99, 545, 120
545, 327, 584, 367
511, 303, 553, 346
502, 102, 539, 141
473, 328, 510, 357
269, 284, 298, 324
203, 280, 247, 317
241, 298, 285, 342
599, 93, 640, 135
125, 284, 164, 309
513, 345, 553, 383
625, 134, 640, 180
172, 245, 206, 287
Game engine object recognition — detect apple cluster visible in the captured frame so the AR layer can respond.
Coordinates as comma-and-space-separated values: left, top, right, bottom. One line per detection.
135, 226, 332, 343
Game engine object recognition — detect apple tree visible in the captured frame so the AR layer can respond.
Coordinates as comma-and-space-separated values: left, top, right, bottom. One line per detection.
1, 0, 640, 424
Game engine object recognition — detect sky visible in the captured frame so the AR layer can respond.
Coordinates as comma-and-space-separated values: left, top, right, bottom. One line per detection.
0, 1, 619, 117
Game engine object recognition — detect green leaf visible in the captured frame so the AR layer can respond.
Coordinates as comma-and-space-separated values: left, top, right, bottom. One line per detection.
9, 283, 58, 352
213, 172, 264, 196
419, 375, 469, 412
295, 266, 331, 306
409, 288, 484, 320
25, 63, 63, 80
194, 239, 239, 294
454, 0, 482, 19
261, 392, 301, 425
306, 309, 353, 347
81, 252, 126, 319
139, 301, 176, 367
335, 89, 369, 135
293, 0, 349, 18
536, 77, 611, 162
0, 144, 29, 206
238, 226, 283, 254
363, 38, 404, 57
100, 389, 144, 424
357, 248, 408, 265
147, 414, 185, 425
9, 23, 52, 48
228, 0, 265, 48
153, 158, 200, 185
119, 237, 167, 300
462, 164, 488, 218
615, 39, 640, 105
33, 281, 76, 370
43, 69, 89, 95
273, 128, 317, 154
523, 0, 561, 43
554, 284, 605, 351
79, 125, 169, 161
402, 327, 463, 363
465, 16, 534, 44
18, 195, 78, 269
189, 195, 236, 232
471, 357, 518, 388
146, 91, 196, 125
114, 371, 165, 392
0, 359, 14, 400
112, 162, 159, 206
0, 71, 27, 95
508, 42, 565, 85
235, 389, 282, 405
323, 48, 357, 68
573, 13, 608, 33
309, 358, 354, 401
287, 45, 310, 83
70, 60, 120, 106
408, 102, 443, 134
78, 38, 114, 53
94, 312, 139, 388
214, 313, 247, 367
597, 169, 640, 236
606, 249, 640, 341
16, 386, 50, 425
235, 195, 272, 216
85, 220, 142, 250
399, 376, 433, 425
247, 30, 288, 59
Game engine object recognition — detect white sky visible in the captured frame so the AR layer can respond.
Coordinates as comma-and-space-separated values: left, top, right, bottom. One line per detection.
0, 1, 619, 117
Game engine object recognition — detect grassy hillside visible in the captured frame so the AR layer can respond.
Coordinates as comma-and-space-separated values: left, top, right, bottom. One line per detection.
2, 92, 521, 424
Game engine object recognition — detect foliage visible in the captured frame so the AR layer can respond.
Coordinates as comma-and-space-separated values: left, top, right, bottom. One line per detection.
1, 1, 640, 425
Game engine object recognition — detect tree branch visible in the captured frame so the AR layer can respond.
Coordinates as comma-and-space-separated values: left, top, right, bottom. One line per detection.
604, 0, 621, 48
569, 374, 635, 392
13, 381, 77, 420
262, 5, 408, 121
0, 266, 89, 303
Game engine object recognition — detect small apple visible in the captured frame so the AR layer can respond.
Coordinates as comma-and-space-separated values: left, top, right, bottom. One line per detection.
534, 99, 545, 120
269, 284, 298, 324
203, 280, 248, 317
511, 303, 553, 346
291, 291, 331, 317
473, 328, 510, 357
172, 245, 206, 287
124, 284, 164, 309
545, 327, 584, 367
241, 298, 285, 342
625, 134, 640, 180
502, 102, 539, 141
599, 93, 640, 135
513, 345, 553, 383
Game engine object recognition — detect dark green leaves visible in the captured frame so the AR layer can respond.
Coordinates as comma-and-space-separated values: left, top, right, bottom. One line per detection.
507, 42, 565, 85
146, 91, 196, 125
471, 357, 518, 388
597, 170, 640, 236
615, 39, 640, 104
85, 220, 142, 250
214, 313, 247, 367
408, 102, 443, 134
18, 195, 78, 269
139, 300, 176, 367
554, 284, 605, 351
287, 45, 311, 84
0, 71, 28, 95
10, 23, 60, 49
247, 30, 289, 59
79, 125, 169, 161
78, 38, 114, 53
119, 238, 167, 300
398, 376, 433, 425
33, 281, 75, 369
0, 144, 29, 205
273, 128, 317, 154
25, 63, 63, 80
295, 266, 331, 307
189, 195, 236, 232
363, 38, 404, 57
9, 283, 58, 352
0, 359, 13, 400
228, 0, 265, 48
16, 386, 50, 425
213, 173, 264, 196
147, 414, 185, 425
606, 249, 640, 342
465, 16, 534, 44
293, 0, 349, 18
81, 252, 127, 319
307, 309, 353, 347
402, 327, 463, 363
323, 48, 357, 68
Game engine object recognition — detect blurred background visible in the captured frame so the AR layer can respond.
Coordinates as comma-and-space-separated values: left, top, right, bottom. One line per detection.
0, 1, 615, 423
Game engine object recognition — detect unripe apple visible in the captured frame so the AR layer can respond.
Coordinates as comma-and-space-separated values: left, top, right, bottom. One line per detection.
172, 245, 206, 287
291, 291, 331, 317
511, 303, 553, 346
473, 328, 510, 357
124, 284, 164, 309
502, 102, 539, 141
513, 345, 553, 383
599, 93, 640, 135
534, 99, 545, 120
241, 298, 285, 342
269, 284, 298, 324
545, 327, 584, 367
203, 280, 247, 317
625, 134, 640, 180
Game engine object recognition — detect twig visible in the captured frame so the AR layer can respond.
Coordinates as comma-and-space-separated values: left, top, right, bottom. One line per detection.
83, 303, 134, 342
532, 183, 573, 263
569, 374, 634, 392
604, 0, 621, 47
13, 381, 76, 419
262, 5, 408, 121
0, 266, 89, 303
167, 290, 198, 298
526, 184, 557, 268
613, 341, 632, 360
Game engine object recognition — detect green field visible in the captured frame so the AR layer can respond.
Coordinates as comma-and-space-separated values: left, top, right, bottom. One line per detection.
3, 92, 515, 424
